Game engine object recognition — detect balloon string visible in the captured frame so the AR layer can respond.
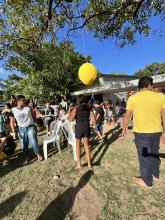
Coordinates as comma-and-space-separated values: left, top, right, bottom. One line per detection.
78, 5, 87, 62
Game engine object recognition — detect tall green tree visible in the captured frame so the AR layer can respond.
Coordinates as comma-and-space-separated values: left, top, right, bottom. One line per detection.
0, 0, 165, 61
3, 41, 88, 101
1, 74, 23, 100
135, 62, 165, 76
0, 0, 164, 67
0, 0, 164, 101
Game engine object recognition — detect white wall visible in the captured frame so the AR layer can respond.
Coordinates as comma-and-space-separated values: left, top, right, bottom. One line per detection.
72, 74, 165, 96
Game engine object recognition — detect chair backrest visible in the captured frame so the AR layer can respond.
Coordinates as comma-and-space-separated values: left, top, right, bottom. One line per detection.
55, 120, 63, 138
61, 120, 75, 142
49, 120, 57, 135
50, 120, 62, 137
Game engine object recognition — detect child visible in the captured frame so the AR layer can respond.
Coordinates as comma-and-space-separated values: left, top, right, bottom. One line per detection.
115, 102, 120, 118
59, 108, 68, 122
0, 132, 17, 161
0, 110, 17, 161
42, 102, 54, 136
68, 95, 96, 169
94, 100, 104, 142
106, 106, 115, 125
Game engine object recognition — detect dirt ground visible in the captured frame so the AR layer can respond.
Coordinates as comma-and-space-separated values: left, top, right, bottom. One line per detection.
0, 122, 165, 220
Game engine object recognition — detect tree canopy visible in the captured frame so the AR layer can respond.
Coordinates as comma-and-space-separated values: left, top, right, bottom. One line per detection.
1, 74, 22, 100
2, 41, 88, 101
0, 0, 165, 62
0, 0, 164, 64
0, 0, 165, 100
135, 62, 165, 76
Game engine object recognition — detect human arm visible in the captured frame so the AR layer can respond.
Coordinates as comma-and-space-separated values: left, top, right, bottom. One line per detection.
0, 137, 7, 151
10, 116, 17, 140
94, 107, 101, 121
31, 109, 40, 128
68, 107, 77, 122
90, 111, 96, 128
122, 110, 133, 137
46, 113, 54, 118
122, 97, 133, 137
96, 113, 100, 122
48, 108, 54, 117
38, 111, 45, 119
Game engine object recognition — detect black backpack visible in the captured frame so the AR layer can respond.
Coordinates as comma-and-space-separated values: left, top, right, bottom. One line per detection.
3, 136, 17, 156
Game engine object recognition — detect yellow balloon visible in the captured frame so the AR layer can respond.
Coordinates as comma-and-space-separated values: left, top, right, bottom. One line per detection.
78, 63, 97, 85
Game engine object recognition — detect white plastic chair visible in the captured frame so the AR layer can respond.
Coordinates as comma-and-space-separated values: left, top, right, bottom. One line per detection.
43, 120, 62, 160
61, 120, 77, 161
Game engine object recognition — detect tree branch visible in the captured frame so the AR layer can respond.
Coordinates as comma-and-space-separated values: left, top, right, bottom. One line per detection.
66, 1, 135, 36
42, 0, 53, 31
42, 0, 62, 32
133, 0, 146, 18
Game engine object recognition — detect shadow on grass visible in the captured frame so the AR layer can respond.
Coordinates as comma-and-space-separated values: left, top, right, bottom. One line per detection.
92, 128, 122, 166
0, 191, 27, 219
37, 170, 94, 220
0, 146, 41, 178
43, 138, 68, 160
81, 124, 121, 160
104, 123, 121, 137
0, 136, 68, 178
38, 132, 46, 137
0, 149, 24, 178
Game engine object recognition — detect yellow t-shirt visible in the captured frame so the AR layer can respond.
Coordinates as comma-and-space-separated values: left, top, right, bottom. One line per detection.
126, 91, 165, 133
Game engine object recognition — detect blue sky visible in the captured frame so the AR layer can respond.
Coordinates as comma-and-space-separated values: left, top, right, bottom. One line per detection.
72, 16, 165, 75
73, 31, 165, 75
0, 16, 165, 80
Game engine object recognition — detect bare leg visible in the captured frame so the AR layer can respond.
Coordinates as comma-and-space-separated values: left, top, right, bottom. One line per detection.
76, 139, 81, 168
81, 138, 85, 152
97, 131, 102, 139
83, 137, 92, 168
46, 125, 49, 136
0, 137, 7, 150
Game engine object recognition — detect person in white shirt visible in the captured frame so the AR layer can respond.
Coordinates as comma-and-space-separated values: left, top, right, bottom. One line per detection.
51, 101, 59, 120
10, 95, 43, 165
60, 98, 68, 111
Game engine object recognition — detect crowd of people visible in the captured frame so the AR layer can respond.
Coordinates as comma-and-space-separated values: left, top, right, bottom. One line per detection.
0, 93, 122, 164
0, 76, 165, 188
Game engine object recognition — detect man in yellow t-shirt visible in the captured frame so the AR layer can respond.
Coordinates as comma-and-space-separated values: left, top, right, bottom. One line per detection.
122, 76, 165, 188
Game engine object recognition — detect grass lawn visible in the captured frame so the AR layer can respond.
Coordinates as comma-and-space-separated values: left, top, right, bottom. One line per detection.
0, 125, 165, 220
